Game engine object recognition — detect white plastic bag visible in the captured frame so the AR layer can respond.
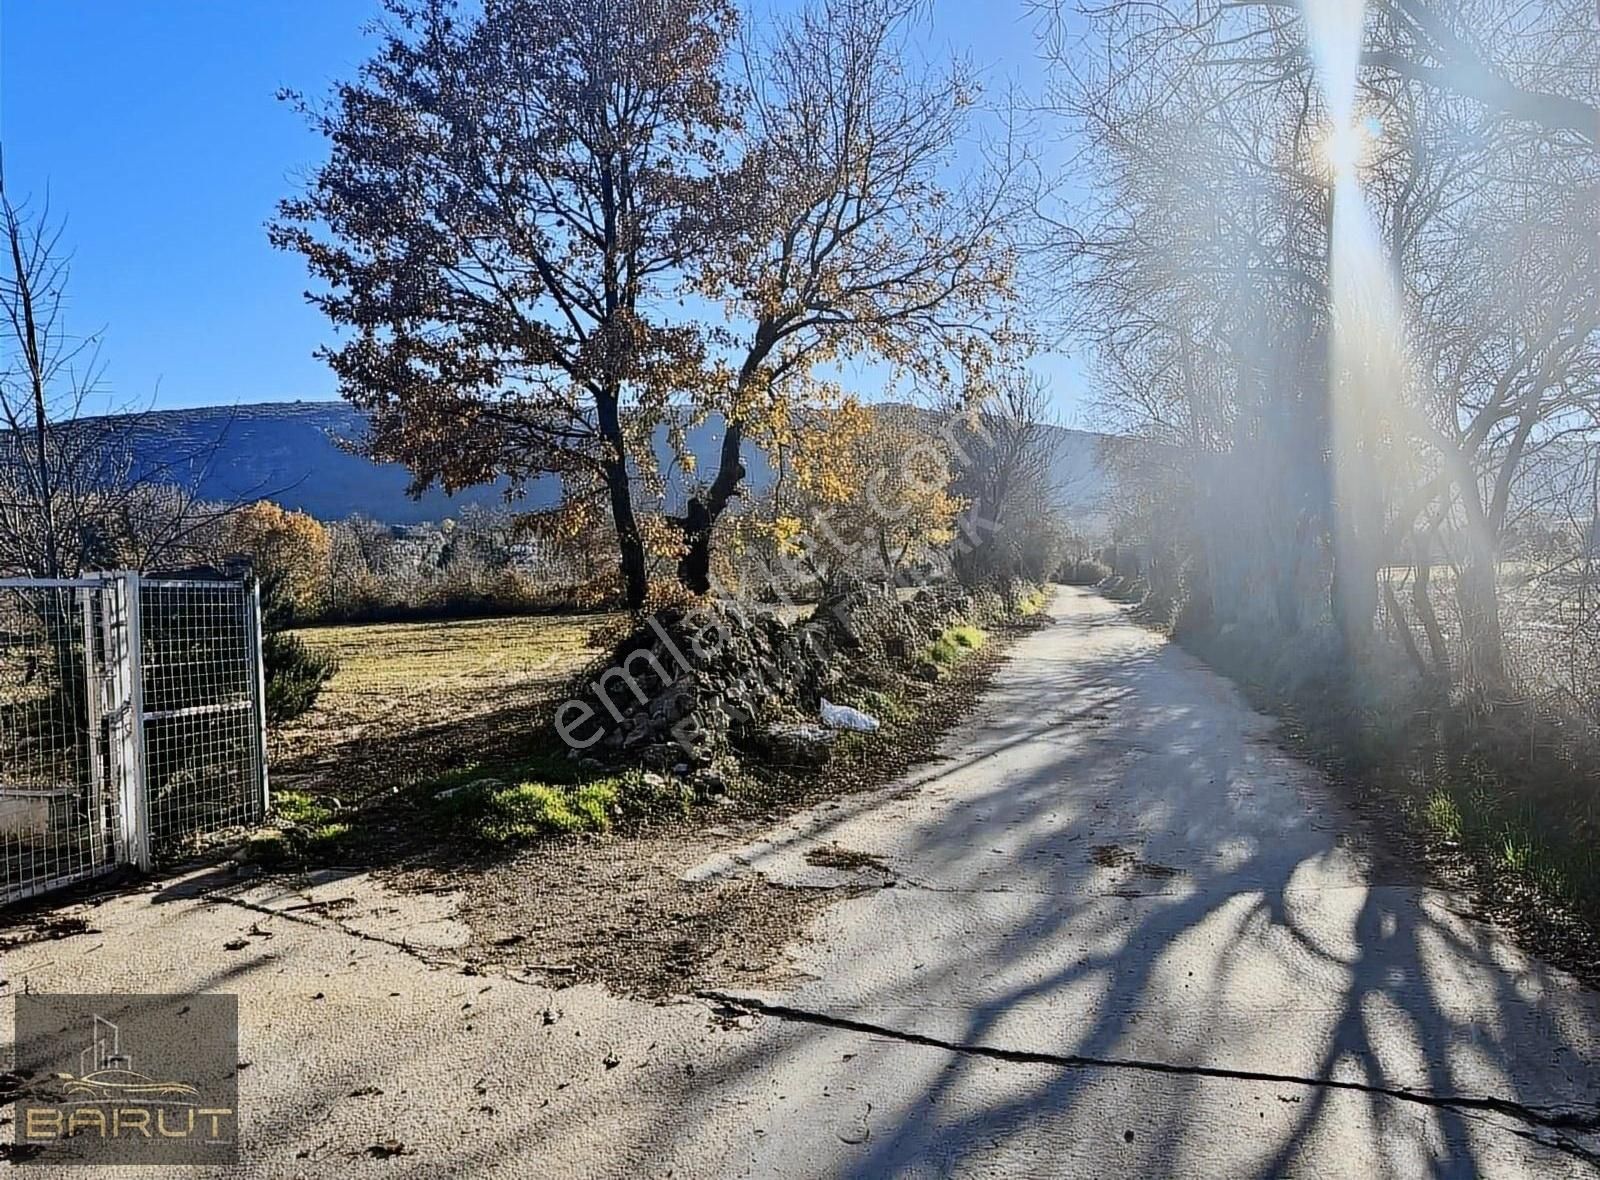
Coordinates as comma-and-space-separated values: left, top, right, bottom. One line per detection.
820, 697, 880, 733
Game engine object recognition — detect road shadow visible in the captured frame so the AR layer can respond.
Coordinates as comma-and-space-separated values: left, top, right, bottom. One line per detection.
614, 590, 1600, 1176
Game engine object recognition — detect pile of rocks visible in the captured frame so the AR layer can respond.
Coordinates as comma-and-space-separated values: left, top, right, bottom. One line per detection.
572, 599, 836, 770
571, 578, 1005, 772
806, 574, 924, 662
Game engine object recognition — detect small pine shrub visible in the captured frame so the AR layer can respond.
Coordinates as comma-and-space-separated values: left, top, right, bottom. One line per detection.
263, 631, 337, 723
258, 571, 336, 723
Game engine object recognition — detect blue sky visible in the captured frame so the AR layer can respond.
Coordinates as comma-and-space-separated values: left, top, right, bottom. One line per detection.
0, 1, 1091, 424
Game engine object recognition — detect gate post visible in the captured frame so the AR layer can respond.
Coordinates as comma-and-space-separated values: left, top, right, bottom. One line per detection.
247, 577, 271, 816
108, 572, 152, 871
79, 588, 107, 859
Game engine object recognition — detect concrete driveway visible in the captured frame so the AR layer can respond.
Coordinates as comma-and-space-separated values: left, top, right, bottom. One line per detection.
5, 586, 1599, 1176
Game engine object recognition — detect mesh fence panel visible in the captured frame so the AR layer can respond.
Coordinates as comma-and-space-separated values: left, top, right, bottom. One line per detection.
1, 575, 265, 904
0, 582, 118, 902
139, 580, 265, 845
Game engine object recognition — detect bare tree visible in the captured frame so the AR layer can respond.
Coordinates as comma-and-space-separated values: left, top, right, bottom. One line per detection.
0, 167, 243, 578
947, 369, 1066, 587
0, 170, 122, 576
1038, 0, 1598, 698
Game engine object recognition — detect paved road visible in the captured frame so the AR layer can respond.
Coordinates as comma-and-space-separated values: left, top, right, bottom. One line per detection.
5, 587, 1598, 1177
693, 586, 1600, 1176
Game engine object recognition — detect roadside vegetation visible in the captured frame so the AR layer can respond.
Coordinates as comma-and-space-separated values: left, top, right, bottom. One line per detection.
1041, 0, 1600, 965
254, 580, 1049, 870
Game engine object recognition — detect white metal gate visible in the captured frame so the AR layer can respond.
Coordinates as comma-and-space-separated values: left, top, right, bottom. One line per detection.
0, 573, 268, 905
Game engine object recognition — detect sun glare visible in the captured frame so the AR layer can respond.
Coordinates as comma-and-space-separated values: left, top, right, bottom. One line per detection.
1321, 115, 1381, 178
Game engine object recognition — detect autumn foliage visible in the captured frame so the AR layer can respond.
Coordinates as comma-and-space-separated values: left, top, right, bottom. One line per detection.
276, 0, 1027, 606
223, 501, 332, 620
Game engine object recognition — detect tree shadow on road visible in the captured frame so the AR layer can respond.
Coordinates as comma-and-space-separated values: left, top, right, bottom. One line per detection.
626, 600, 1600, 1177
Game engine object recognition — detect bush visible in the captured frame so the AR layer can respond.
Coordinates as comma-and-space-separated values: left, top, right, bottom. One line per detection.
258, 571, 336, 723
263, 631, 337, 723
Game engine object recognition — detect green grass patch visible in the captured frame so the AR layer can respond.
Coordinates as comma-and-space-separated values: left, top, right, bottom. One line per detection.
436, 776, 618, 842
272, 789, 332, 826
302, 821, 351, 848
430, 759, 694, 845
1018, 587, 1052, 616
1410, 780, 1600, 920
490, 780, 618, 838
923, 623, 987, 675
1421, 789, 1463, 841
839, 688, 912, 727
948, 624, 986, 649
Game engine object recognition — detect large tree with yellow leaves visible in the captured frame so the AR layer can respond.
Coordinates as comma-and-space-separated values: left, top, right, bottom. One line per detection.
669, 0, 1032, 592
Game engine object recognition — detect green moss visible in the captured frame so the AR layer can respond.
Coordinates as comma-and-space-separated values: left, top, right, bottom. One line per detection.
302, 821, 351, 847
438, 774, 624, 843
947, 625, 986, 650
923, 623, 987, 674
272, 789, 332, 826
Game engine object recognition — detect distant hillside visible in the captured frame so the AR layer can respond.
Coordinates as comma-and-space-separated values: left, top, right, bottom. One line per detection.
117, 402, 506, 524
99, 400, 1115, 525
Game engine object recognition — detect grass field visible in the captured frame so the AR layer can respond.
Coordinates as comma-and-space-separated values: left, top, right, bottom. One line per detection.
270, 612, 620, 806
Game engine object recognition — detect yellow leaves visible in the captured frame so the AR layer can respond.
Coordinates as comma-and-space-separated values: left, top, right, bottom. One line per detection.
791, 397, 873, 505
763, 514, 807, 558
768, 400, 961, 573
638, 513, 688, 561
223, 501, 332, 617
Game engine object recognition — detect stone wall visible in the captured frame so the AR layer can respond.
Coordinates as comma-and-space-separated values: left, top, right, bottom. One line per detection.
566, 579, 1009, 772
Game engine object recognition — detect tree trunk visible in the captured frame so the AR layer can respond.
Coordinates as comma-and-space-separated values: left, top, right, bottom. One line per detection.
675, 416, 746, 595
1456, 548, 1507, 694
1412, 530, 1452, 687
604, 457, 649, 610
594, 388, 648, 611
1456, 494, 1509, 694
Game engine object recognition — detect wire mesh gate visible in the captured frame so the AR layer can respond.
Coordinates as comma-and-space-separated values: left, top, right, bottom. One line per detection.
0, 573, 269, 905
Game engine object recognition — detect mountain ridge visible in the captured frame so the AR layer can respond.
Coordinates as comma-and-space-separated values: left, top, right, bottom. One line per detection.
94, 400, 1112, 525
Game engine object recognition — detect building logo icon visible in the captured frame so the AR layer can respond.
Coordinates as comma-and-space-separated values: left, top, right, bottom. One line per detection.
13, 993, 239, 1165
59, 1014, 203, 1102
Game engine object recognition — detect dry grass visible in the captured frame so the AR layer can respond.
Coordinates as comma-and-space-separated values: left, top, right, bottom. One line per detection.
269, 612, 619, 805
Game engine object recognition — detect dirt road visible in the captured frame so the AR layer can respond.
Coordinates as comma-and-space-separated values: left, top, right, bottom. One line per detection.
5, 587, 1599, 1176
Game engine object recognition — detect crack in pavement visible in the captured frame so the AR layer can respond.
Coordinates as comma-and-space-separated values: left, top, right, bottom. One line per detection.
205, 893, 470, 973
205, 892, 583, 989
696, 989, 1600, 1161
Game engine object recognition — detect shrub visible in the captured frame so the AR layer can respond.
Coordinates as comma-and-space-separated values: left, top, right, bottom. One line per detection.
947, 624, 986, 649
259, 570, 337, 723
263, 631, 337, 723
